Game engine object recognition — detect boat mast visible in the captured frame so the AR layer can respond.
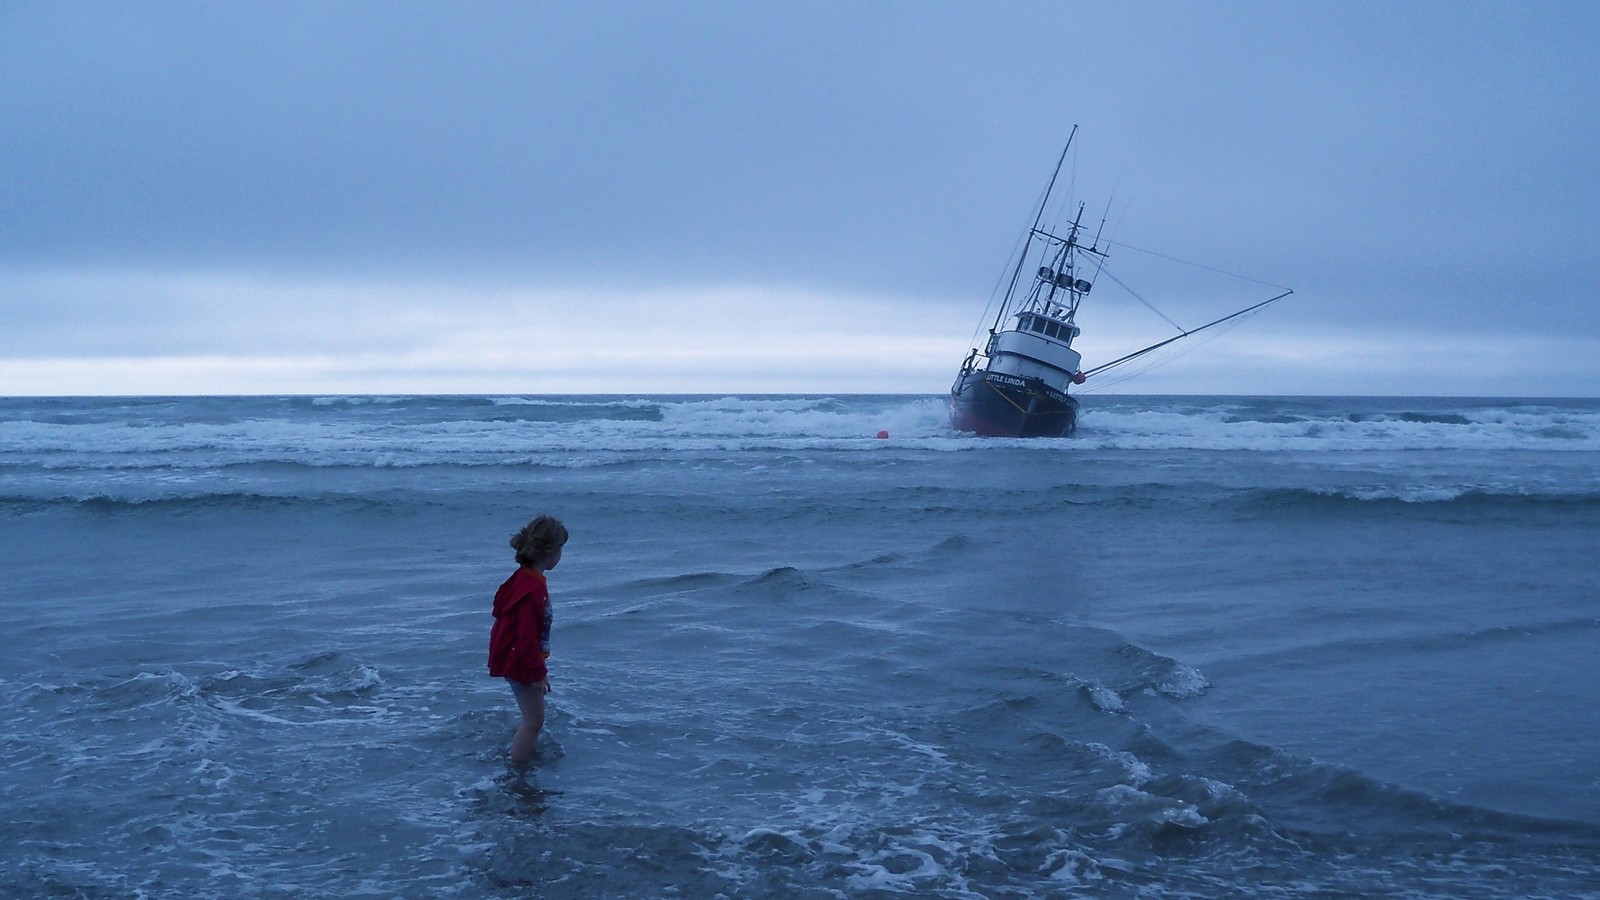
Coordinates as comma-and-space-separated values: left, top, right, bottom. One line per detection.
991, 126, 1077, 336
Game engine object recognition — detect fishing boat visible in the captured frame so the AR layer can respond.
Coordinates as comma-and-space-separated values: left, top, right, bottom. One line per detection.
949, 128, 1292, 437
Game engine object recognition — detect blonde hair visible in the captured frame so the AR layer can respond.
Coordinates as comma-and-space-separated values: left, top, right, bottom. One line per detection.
510, 515, 568, 567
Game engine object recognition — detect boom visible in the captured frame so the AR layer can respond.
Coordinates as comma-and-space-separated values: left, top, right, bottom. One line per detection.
1080, 290, 1294, 379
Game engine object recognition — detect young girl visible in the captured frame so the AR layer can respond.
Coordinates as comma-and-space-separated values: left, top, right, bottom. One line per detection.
488, 514, 568, 766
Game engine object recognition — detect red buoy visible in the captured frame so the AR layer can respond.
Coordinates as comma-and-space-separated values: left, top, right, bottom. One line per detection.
876, 430, 890, 439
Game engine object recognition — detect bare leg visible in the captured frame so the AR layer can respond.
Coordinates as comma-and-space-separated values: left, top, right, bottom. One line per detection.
510, 680, 547, 766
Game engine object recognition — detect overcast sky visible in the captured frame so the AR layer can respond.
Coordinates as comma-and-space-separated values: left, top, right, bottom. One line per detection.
3, 1, 1597, 396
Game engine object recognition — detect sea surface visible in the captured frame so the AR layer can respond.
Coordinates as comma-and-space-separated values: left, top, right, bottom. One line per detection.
2, 394, 1599, 898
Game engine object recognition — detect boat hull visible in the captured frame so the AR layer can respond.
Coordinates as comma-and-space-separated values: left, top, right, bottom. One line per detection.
949, 370, 1078, 437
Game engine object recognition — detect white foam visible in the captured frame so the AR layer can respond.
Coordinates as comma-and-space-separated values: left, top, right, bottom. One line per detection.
1076, 401, 1600, 453
1077, 678, 1127, 714
1156, 663, 1210, 699
7, 398, 1599, 475
842, 839, 953, 893
1042, 847, 1112, 883
1344, 484, 1470, 503
1095, 783, 1211, 829
342, 666, 384, 693
1086, 742, 1154, 785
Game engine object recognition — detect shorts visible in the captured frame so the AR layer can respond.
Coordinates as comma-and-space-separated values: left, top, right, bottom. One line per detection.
506, 677, 543, 695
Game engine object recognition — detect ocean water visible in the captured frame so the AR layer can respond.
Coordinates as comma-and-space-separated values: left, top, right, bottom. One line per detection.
2, 393, 1598, 898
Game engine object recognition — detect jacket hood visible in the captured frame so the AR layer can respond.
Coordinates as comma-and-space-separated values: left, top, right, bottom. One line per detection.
493, 568, 545, 617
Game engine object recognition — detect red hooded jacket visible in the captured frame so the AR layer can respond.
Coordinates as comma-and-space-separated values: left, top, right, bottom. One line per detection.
488, 567, 548, 684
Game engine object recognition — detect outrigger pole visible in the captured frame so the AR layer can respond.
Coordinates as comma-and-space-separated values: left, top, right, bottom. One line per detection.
1080, 290, 1294, 379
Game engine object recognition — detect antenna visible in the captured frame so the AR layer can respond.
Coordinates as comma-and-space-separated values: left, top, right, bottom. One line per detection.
1091, 195, 1113, 252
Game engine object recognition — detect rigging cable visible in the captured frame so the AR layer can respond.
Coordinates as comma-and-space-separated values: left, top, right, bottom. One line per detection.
1076, 308, 1263, 394
1097, 266, 1187, 333
969, 224, 1033, 352
1104, 240, 1292, 291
